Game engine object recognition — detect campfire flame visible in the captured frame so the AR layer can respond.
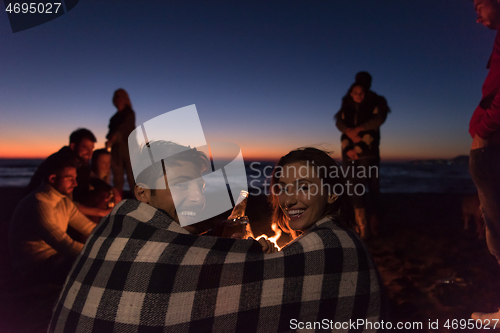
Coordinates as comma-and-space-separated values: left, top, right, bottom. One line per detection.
255, 223, 282, 251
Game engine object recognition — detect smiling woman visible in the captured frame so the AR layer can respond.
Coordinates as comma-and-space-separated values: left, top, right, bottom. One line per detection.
270, 147, 356, 236
267, 147, 387, 322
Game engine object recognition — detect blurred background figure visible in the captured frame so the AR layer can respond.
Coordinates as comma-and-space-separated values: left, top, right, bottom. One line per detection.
469, 0, 500, 323
334, 72, 390, 239
106, 88, 136, 196
9, 155, 96, 285
24, 128, 111, 218
91, 148, 111, 184
80, 148, 122, 222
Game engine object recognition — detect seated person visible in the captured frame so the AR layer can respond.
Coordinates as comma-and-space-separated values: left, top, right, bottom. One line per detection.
91, 148, 112, 184
9, 155, 96, 285
78, 149, 122, 223
50, 144, 385, 332
26, 128, 112, 218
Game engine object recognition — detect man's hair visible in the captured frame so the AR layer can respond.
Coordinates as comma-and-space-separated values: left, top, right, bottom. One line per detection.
355, 71, 372, 91
69, 128, 97, 145
135, 141, 210, 195
43, 154, 79, 183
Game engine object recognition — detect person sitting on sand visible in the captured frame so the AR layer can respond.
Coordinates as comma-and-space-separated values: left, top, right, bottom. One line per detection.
78, 149, 122, 222
50, 143, 385, 332
9, 155, 96, 285
26, 128, 112, 218
91, 148, 112, 184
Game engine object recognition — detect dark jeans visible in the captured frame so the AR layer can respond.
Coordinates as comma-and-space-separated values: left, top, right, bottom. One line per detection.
342, 158, 381, 211
111, 142, 135, 192
470, 145, 500, 264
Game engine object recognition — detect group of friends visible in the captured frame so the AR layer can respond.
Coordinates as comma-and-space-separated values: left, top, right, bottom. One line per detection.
9, 89, 136, 285
6, 0, 500, 330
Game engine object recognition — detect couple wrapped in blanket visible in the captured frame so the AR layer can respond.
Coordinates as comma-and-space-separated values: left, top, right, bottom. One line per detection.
50, 145, 386, 333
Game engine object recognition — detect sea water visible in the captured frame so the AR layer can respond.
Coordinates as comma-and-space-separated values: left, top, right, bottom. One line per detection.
0, 158, 476, 194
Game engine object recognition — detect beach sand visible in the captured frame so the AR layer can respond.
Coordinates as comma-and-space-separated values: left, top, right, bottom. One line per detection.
1, 187, 499, 332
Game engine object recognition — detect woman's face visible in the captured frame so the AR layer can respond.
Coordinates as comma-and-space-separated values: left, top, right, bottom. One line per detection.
96, 154, 111, 175
350, 85, 365, 103
275, 161, 335, 231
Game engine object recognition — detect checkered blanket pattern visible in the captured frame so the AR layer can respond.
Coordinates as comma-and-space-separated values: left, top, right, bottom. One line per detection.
49, 199, 384, 332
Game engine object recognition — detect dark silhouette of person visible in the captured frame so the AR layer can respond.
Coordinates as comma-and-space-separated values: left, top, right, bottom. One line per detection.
334, 72, 390, 239
106, 88, 136, 195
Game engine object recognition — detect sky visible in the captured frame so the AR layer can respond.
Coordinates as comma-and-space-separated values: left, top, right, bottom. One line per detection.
0, 0, 494, 161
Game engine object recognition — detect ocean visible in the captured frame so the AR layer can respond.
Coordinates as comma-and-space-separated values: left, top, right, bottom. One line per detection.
0, 158, 476, 194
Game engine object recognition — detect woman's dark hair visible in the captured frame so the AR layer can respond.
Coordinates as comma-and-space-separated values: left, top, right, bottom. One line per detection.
113, 88, 132, 108
269, 147, 355, 235
334, 82, 366, 122
91, 148, 111, 173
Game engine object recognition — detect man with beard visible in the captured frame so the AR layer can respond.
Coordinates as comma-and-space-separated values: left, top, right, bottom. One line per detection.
10, 155, 96, 284
27, 128, 111, 218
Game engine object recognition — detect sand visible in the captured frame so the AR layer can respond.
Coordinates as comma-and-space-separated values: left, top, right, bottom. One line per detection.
1, 187, 500, 332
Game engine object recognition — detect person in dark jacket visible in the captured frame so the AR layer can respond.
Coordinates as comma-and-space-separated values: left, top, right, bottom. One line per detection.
106, 88, 136, 194
334, 74, 389, 239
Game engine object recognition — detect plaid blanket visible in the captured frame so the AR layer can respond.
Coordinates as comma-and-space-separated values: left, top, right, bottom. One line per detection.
50, 199, 384, 332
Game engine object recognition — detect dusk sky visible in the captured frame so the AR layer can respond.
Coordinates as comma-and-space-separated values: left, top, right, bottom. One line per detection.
0, 0, 494, 160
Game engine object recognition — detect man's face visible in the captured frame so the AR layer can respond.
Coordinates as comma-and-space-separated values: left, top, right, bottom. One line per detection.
475, 0, 500, 29
50, 167, 78, 196
148, 161, 206, 226
73, 138, 95, 164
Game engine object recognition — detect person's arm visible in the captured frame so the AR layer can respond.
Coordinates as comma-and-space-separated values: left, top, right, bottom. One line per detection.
473, 31, 500, 142
336, 109, 364, 142
335, 116, 349, 133
359, 97, 390, 131
68, 202, 97, 239
473, 91, 500, 144
472, 134, 489, 149
74, 202, 112, 217
36, 200, 85, 257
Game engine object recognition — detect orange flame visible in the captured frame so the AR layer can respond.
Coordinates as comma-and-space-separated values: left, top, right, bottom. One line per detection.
255, 223, 282, 251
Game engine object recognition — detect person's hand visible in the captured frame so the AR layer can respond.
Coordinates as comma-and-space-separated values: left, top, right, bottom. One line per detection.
346, 149, 358, 160
472, 134, 488, 149
345, 128, 362, 143
257, 237, 279, 253
99, 208, 113, 217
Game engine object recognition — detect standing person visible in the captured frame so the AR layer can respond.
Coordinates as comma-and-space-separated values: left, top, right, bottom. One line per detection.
470, 0, 500, 322
106, 88, 136, 195
334, 74, 389, 239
